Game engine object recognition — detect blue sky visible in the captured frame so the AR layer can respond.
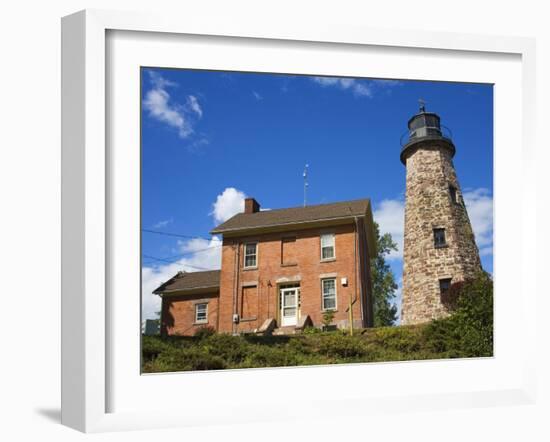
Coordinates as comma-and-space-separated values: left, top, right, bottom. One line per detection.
141, 67, 494, 322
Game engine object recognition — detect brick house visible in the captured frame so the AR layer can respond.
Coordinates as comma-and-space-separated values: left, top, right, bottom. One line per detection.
154, 197, 377, 336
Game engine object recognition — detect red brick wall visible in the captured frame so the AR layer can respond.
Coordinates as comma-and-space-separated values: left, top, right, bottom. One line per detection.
161, 292, 219, 337
218, 223, 369, 333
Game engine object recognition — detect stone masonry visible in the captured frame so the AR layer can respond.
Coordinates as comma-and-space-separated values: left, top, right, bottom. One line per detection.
401, 132, 482, 325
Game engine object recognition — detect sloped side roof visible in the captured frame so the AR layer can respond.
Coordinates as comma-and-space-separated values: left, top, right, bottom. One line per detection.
210, 199, 371, 234
153, 270, 220, 295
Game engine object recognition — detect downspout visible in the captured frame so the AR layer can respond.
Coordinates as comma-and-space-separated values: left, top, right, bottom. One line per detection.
356, 217, 365, 327
216, 289, 220, 331
232, 242, 241, 335
349, 217, 359, 335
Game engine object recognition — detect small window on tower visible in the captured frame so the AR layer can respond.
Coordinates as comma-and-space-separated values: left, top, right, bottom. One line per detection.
439, 278, 452, 294
449, 185, 458, 204
433, 228, 447, 248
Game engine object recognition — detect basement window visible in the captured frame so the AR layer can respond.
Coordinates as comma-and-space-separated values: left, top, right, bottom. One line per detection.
244, 242, 258, 268
195, 303, 208, 324
433, 228, 447, 248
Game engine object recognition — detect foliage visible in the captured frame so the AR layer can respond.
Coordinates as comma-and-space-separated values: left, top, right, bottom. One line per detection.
142, 275, 493, 373
302, 326, 322, 334
321, 310, 335, 328
193, 325, 216, 339
423, 272, 493, 358
370, 222, 399, 326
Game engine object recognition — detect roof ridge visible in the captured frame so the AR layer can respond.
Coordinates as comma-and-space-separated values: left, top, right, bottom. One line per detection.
237, 197, 371, 215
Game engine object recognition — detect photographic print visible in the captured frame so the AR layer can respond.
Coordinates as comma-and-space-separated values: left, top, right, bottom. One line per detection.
140, 68, 493, 373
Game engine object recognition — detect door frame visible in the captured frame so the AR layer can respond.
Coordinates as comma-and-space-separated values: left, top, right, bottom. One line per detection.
279, 285, 300, 327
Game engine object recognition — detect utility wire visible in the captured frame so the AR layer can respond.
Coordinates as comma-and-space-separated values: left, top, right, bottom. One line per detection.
142, 254, 214, 271
145, 244, 222, 262
142, 228, 214, 241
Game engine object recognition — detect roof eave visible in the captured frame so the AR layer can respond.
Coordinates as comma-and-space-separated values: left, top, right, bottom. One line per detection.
210, 215, 367, 237
156, 285, 220, 297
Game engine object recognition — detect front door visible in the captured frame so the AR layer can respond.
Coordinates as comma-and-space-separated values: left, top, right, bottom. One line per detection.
280, 287, 298, 327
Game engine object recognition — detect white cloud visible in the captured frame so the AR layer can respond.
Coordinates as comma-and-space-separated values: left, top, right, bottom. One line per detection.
211, 187, 247, 224
152, 218, 173, 229
371, 79, 404, 88
143, 71, 204, 139
373, 188, 493, 262
252, 91, 263, 100
141, 237, 222, 320
312, 76, 373, 97
142, 188, 249, 320
373, 199, 405, 260
463, 188, 493, 255
311, 77, 404, 98
186, 95, 203, 118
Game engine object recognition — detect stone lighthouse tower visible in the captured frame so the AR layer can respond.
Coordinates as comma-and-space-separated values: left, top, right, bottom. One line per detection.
400, 102, 482, 325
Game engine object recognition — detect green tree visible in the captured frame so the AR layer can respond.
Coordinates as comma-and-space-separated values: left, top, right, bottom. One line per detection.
423, 272, 493, 357
371, 222, 399, 326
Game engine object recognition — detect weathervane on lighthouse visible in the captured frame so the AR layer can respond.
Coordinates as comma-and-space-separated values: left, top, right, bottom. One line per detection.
418, 98, 427, 113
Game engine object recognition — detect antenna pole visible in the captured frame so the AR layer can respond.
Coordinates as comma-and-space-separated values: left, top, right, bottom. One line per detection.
303, 164, 309, 207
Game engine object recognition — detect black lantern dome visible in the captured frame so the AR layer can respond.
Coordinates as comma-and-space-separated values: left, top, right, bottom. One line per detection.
400, 100, 455, 164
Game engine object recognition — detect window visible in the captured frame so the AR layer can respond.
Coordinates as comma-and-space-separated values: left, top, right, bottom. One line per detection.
320, 233, 335, 260
449, 185, 458, 204
195, 303, 208, 323
449, 185, 457, 203
439, 278, 452, 294
321, 278, 337, 311
244, 242, 257, 268
433, 228, 447, 248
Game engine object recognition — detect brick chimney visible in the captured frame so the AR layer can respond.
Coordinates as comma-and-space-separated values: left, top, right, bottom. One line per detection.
244, 197, 261, 214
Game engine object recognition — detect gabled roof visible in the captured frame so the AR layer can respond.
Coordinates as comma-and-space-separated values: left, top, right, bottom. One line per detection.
153, 269, 220, 295
210, 199, 371, 235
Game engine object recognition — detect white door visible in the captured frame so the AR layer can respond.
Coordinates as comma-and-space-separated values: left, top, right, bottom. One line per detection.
280, 288, 298, 327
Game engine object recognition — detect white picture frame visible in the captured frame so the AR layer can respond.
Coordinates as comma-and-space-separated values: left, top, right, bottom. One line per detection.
61, 9, 537, 433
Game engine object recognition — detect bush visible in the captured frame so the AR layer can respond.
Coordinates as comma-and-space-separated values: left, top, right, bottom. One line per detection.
193, 325, 216, 339
143, 346, 227, 372
321, 310, 335, 328
200, 333, 250, 364
315, 334, 367, 359
423, 272, 493, 358
141, 335, 171, 361
302, 326, 321, 335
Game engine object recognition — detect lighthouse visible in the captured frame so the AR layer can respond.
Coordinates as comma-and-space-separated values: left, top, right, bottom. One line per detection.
400, 101, 482, 325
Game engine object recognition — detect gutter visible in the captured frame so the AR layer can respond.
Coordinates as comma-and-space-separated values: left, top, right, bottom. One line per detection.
210, 214, 367, 235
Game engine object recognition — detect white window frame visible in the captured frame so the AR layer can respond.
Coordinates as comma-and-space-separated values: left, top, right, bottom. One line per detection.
194, 302, 208, 324
243, 242, 258, 268
320, 233, 335, 261
321, 278, 337, 311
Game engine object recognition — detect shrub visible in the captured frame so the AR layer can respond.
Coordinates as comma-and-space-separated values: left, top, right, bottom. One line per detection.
315, 334, 367, 359
302, 326, 321, 335
193, 325, 216, 339
423, 272, 493, 358
200, 333, 250, 364
141, 335, 171, 361
321, 310, 335, 330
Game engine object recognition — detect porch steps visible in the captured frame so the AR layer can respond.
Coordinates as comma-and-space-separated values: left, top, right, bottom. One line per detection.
272, 326, 299, 336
